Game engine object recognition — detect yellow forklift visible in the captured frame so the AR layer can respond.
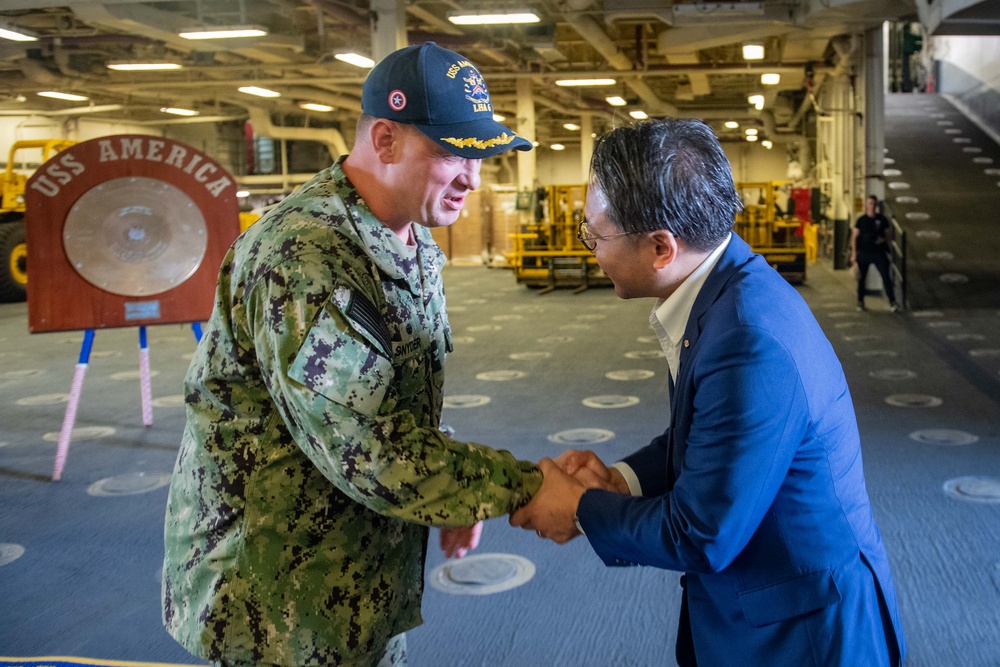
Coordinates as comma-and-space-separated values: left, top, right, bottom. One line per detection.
0, 139, 78, 302
506, 184, 611, 292
734, 181, 809, 284
507, 181, 812, 289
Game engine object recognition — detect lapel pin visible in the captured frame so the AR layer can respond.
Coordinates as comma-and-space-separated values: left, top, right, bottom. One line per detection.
684, 340, 689, 347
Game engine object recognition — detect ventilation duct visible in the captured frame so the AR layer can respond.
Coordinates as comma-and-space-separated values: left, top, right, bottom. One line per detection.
245, 106, 349, 159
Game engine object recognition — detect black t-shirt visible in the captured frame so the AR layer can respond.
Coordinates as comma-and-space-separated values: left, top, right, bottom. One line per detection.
854, 214, 891, 255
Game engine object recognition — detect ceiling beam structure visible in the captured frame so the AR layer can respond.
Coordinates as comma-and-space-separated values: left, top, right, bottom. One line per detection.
0, 0, 932, 148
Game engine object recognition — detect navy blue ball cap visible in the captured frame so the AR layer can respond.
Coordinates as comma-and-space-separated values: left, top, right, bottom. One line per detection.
362, 42, 532, 159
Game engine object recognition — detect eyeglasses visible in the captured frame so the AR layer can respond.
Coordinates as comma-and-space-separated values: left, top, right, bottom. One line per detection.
577, 219, 636, 252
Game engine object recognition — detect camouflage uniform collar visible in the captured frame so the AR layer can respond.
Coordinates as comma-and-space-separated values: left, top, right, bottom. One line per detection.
332, 158, 447, 284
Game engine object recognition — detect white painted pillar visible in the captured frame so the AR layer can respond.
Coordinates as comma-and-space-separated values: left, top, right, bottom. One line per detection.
516, 78, 537, 192
579, 112, 594, 183
370, 0, 407, 62
864, 26, 887, 203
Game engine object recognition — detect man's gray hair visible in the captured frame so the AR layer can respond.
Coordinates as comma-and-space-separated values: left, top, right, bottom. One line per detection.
590, 119, 743, 252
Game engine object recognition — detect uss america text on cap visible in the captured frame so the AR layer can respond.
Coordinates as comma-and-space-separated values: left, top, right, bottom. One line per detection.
361, 42, 532, 159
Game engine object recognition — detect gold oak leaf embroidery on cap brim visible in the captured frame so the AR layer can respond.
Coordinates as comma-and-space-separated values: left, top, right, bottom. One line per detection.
439, 133, 518, 150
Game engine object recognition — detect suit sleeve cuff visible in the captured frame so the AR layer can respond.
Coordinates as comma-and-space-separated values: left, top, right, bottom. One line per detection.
612, 462, 642, 496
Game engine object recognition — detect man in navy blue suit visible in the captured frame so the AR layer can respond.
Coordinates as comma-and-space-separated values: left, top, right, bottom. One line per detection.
511, 119, 906, 667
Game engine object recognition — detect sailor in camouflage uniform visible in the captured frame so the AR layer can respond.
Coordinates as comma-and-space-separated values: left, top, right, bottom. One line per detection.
162, 43, 536, 667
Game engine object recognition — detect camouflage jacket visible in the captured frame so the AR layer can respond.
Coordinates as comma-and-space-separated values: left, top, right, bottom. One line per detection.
162, 159, 542, 666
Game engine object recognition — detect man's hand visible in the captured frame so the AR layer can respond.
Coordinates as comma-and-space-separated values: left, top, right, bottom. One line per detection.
555, 450, 629, 494
509, 459, 586, 544
439, 522, 482, 559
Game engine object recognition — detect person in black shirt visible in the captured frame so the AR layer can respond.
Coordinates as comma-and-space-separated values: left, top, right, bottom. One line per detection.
851, 195, 898, 311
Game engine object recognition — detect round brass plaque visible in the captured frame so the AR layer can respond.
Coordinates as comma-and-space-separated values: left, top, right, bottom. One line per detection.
63, 177, 207, 297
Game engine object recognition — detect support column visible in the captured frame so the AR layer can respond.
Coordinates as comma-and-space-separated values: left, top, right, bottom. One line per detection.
516, 78, 537, 193
370, 0, 406, 62
823, 77, 853, 269
579, 112, 594, 183
280, 137, 289, 193
864, 27, 887, 203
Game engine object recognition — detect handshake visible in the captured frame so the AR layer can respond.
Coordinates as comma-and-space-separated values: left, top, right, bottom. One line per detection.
439, 450, 629, 558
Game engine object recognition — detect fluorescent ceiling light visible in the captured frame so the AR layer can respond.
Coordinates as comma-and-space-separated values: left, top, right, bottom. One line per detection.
236, 190, 250, 197
334, 52, 375, 68
605, 96, 627, 107
0, 26, 38, 42
746, 135, 758, 142
556, 78, 616, 87
493, 113, 506, 122
239, 86, 281, 98
761, 140, 773, 149
179, 25, 267, 40
550, 143, 566, 151
724, 120, 739, 129
160, 107, 199, 116
629, 110, 649, 120
448, 11, 540, 25
745, 128, 758, 135
761, 72, 780, 85
531, 141, 540, 147
38, 91, 89, 101
748, 94, 765, 110
742, 43, 764, 60
300, 102, 333, 112
108, 62, 182, 71
563, 123, 580, 131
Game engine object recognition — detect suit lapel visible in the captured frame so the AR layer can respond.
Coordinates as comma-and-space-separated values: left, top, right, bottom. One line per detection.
677, 234, 753, 376
667, 234, 755, 486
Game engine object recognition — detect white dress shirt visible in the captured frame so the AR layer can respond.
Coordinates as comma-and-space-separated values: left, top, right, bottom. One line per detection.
612, 233, 732, 496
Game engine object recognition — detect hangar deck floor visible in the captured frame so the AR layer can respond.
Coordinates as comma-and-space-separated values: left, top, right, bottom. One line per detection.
2, 92, 999, 666
1, 256, 999, 666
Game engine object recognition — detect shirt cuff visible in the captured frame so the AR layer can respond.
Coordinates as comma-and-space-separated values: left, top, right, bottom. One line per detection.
611, 462, 642, 496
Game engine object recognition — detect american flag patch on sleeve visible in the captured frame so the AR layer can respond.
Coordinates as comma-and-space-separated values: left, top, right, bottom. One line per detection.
347, 291, 392, 357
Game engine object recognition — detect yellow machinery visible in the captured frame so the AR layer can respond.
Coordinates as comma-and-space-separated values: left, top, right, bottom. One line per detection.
734, 181, 811, 284
506, 184, 611, 291
239, 210, 261, 232
506, 181, 813, 289
0, 139, 78, 302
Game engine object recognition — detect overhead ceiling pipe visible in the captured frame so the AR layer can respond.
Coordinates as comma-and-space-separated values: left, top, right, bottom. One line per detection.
405, 5, 463, 36
828, 33, 860, 77
314, 0, 369, 28
131, 114, 246, 125
0, 104, 124, 116
563, 13, 678, 116
279, 86, 363, 113
18, 57, 67, 87
493, 91, 617, 123
784, 73, 828, 132
52, 45, 107, 79
673, 108, 794, 143
756, 109, 796, 143
71, 3, 301, 64
17, 57, 204, 116
245, 105, 349, 159
89, 62, 836, 96
489, 62, 831, 79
